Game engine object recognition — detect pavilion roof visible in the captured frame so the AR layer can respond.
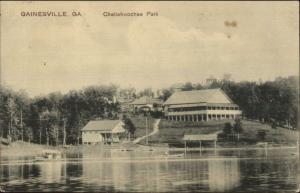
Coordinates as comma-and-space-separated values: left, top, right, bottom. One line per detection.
164, 88, 234, 105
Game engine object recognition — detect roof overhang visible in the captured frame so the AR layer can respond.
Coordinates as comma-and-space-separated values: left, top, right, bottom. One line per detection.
183, 134, 218, 141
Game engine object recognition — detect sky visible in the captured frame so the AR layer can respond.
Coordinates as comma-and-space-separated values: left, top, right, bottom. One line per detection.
0, 1, 299, 97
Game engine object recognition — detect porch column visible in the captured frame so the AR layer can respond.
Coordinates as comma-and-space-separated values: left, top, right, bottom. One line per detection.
196, 115, 199, 122
184, 141, 187, 157
192, 115, 194, 122
214, 140, 217, 156
201, 114, 203, 121
199, 141, 202, 151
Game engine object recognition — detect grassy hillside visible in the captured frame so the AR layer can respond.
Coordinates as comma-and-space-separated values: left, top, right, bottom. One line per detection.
236, 120, 298, 144
148, 120, 231, 145
147, 119, 298, 147
128, 115, 155, 139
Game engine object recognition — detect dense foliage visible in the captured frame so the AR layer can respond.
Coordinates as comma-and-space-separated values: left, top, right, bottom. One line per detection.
0, 76, 298, 145
0, 85, 120, 145
220, 76, 298, 127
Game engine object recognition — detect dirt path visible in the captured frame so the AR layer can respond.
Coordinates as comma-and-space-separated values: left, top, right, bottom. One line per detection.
133, 119, 161, 144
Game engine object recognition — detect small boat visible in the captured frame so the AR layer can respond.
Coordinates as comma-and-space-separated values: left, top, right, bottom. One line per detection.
165, 152, 184, 158
35, 149, 62, 161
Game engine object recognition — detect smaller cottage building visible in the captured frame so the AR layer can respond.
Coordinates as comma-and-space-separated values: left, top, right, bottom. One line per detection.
81, 120, 125, 145
130, 96, 163, 113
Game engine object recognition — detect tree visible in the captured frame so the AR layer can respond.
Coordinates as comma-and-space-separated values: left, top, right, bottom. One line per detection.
138, 88, 154, 97
119, 87, 136, 100
223, 122, 233, 136
233, 119, 243, 141
23, 127, 33, 143
182, 82, 194, 91
123, 116, 136, 140
194, 83, 203, 90
257, 130, 267, 141
222, 73, 232, 82
159, 89, 173, 101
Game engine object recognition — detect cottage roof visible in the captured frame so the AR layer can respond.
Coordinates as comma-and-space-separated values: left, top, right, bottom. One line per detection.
183, 134, 218, 141
164, 88, 233, 105
81, 120, 123, 131
131, 96, 163, 105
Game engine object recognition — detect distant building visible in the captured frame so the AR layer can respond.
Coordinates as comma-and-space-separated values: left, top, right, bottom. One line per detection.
206, 76, 218, 85
117, 97, 135, 113
130, 96, 163, 113
163, 88, 242, 122
81, 120, 125, 145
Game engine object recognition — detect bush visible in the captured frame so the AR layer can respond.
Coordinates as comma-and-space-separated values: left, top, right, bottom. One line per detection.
233, 119, 243, 133
150, 111, 163, 118
223, 122, 233, 135
271, 121, 277, 129
257, 130, 267, 141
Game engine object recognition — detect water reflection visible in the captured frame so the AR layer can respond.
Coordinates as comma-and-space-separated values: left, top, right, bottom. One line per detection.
0, 149, 298, 192
40, 161, 65, 183
208, 159, 240, 192
80, 151, 241, 192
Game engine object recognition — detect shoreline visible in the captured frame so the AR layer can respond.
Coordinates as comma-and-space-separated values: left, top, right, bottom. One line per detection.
1, 141, 298, 158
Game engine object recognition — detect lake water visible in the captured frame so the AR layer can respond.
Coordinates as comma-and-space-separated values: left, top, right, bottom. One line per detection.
1, 148, 299, 192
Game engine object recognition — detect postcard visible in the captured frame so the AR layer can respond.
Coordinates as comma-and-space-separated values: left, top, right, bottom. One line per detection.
0, 1, 299, 192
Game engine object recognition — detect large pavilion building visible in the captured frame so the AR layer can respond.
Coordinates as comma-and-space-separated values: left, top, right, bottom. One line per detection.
163, 88, 242, 122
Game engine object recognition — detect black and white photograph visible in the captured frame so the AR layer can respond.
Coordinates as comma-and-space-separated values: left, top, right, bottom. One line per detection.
0, 1, 299, 192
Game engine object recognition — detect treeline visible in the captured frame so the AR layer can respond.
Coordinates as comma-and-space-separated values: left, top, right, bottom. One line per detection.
0, 85, 120, 145
0, 76, 298, 145
220, 76, 298, 127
